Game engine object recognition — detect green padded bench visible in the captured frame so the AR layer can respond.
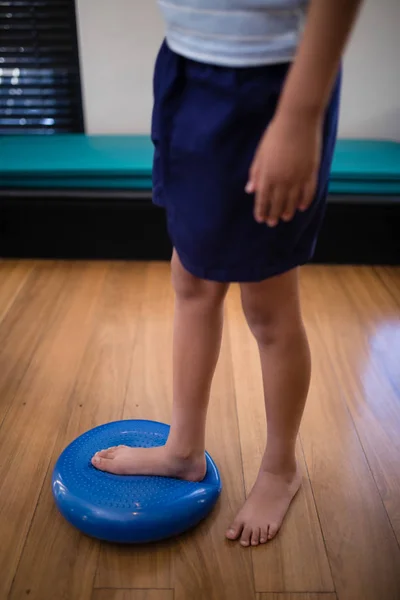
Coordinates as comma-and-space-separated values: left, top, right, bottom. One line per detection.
0, 135, 153, 190
1, 135, 399, 196
330, 140, 400, 196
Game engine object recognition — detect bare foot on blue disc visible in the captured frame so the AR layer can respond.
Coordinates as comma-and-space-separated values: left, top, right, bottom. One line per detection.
226, 464, 302, 546
91, 445, 206, 482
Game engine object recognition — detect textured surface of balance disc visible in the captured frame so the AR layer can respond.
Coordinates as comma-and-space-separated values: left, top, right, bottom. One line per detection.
52, 420, 222, 543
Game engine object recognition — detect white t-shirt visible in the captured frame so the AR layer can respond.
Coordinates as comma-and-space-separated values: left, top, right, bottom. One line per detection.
158, 0, 309, 67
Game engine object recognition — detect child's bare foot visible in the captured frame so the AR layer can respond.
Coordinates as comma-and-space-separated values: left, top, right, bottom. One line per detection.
226, 463, 302, 546
91, 444, 207, 482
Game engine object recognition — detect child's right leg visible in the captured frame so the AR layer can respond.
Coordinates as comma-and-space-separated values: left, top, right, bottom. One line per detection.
92, 251, 228, 480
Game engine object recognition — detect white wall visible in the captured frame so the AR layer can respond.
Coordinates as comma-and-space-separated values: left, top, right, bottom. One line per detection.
340, 0, 400, 140
76, 1, 164, 135
76, 0, 400, 140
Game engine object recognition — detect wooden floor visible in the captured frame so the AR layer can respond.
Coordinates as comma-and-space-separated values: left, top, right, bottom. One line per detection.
1, 261, 400, 600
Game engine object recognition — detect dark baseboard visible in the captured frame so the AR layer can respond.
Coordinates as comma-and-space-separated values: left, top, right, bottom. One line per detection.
315, 199, 400, 265
0, 190, 399, 265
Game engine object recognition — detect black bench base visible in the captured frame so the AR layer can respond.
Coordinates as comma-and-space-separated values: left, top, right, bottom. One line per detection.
0, 190, 399, 265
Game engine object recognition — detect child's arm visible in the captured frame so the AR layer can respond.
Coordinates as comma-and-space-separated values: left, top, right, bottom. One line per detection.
248, 0, 363, 227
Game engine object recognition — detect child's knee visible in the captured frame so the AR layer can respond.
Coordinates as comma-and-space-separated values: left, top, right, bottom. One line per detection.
171, 252, 228, 307
243, 302, 279, 345
241, 285, 302, 346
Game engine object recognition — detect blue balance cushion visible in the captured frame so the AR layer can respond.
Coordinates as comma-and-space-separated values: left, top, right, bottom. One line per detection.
52, 420, 222, 544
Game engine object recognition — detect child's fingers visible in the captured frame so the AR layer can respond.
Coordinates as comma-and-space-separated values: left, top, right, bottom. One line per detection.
265, 185, 287, 227
282, 187, 301, 222
245, 180, 256, 194
298, 178, 317, 212
246, 154, 260, 194
254, 182, 271, 223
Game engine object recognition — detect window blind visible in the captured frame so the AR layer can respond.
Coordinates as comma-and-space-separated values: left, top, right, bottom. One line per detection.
0, 0, 84, 134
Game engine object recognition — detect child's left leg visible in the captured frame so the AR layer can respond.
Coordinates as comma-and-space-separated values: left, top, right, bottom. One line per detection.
226, 268, 310, 547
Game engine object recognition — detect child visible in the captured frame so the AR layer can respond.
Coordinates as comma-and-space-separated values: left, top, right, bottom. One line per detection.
92, 0, 363, 547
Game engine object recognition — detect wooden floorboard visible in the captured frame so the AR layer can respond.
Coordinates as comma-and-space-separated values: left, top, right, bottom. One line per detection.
308, 266, 400, 544
9, 263, 147, 600
1, 262, 399, 600
0, 261, 70, 429
257, 594, 337, 600
300, 267, 400, 600
0, 262, 108, 600
227, 286, 334, 593
0, 260, 33, 324
92, 590, 174, 600
374, 266, 400, 308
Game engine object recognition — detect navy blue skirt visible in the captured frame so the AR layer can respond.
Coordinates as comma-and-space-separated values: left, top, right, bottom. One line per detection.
152, 41, 341, 282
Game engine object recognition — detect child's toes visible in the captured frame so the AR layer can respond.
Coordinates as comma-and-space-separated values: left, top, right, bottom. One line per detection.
226, 520, 243, 540
251, 527, 261, 546
260, 527, 269, 544
95, 448, 117, 459
240, 525, 253, 547
91, 455, 118, 473
268, 523, 279, 540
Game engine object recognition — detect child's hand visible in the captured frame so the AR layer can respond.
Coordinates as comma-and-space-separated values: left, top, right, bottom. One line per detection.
246, 113, 323, 226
